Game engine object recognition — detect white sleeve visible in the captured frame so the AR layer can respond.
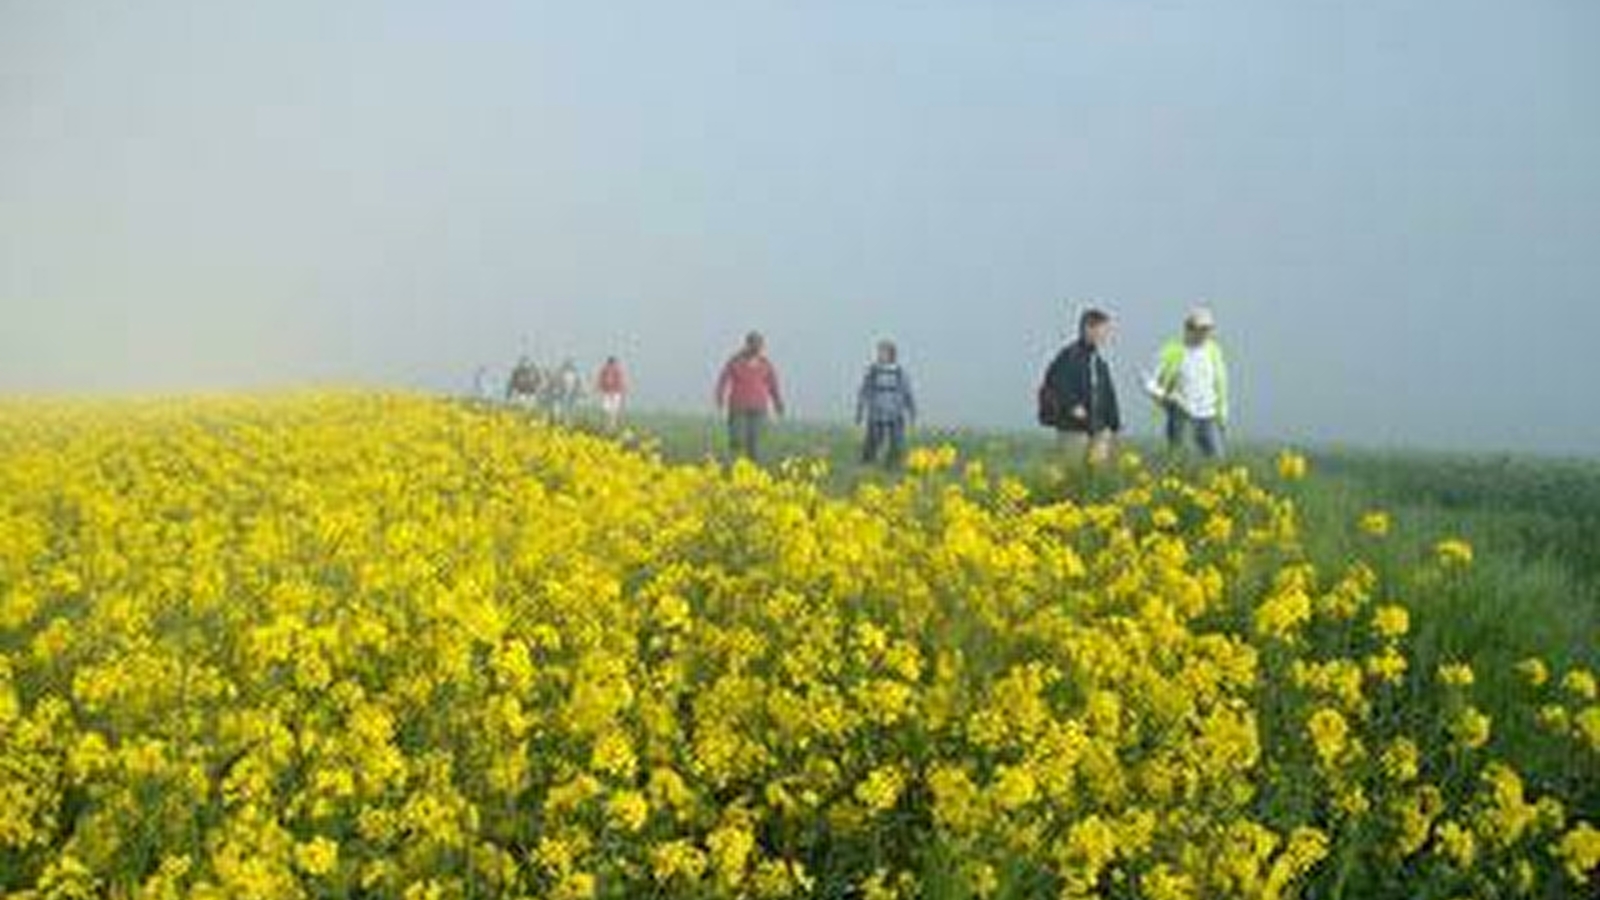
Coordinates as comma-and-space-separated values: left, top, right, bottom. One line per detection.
1142, 351, 1167, 399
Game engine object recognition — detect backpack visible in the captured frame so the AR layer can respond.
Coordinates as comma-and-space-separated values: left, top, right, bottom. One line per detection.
863, 364, 909, 421
867, 364, 903, 395
1038, 381, 1067, 428
1038, 346, 1078, 428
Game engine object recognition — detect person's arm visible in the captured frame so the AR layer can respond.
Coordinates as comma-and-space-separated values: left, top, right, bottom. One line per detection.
766, 361, 785, 417
1144, 349, 1170, 402
714, 361, 731, 410
902, 370, 917, 425
1104, 360, 1122, 432
856, 369, 870, 425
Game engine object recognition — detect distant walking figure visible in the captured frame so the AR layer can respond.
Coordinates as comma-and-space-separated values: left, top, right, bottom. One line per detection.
506, 357, 543, 410
1039, 307, 1122, 467
551, 359, 583, 425
715, 331, 785, 461
596, 356, 627, 432
1146, 306, 1230, 459
856, 340, 916, 468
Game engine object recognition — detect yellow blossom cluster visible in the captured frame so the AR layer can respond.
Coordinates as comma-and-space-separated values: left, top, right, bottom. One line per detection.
0, 392, 1594, 899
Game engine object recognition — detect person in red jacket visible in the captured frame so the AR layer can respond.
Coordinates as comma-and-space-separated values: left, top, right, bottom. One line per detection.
596, 356, 627, 432
715, 331, 785, 461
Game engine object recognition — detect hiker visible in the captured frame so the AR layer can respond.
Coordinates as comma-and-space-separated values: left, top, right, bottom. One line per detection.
1145, 306, 1230, 459
855, 339, 917, 468
715, 331, 785, 461
551, 359, 583, 425
505, 357, 543, 410
1039, 307, 1122, 466
596, 356, 627, 432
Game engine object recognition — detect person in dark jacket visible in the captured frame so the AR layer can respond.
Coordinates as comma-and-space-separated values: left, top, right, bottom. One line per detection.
1040, 307, 1121, 466
855, 339, 917, 468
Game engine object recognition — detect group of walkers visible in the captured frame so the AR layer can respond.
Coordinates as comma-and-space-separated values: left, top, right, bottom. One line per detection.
713, 331, 918, 466
714, 305, 1230, 469
481, 304, 1231, 469
480, 355, 630, 431
1041, 305, 1232, 465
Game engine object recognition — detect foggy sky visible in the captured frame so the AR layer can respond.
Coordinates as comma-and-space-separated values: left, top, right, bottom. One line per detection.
2, 1, 1596, 453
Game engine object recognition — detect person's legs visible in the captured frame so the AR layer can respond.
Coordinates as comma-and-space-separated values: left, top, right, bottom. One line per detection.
1086, 430, 1114, 467
1165, 403, 1189, 454
861, 420, 884, 464
744, 410, 766, 463
1058, 429, 1091, 466
602, 393, 622, 431
727, 411, 748, 460
1195, 418, 1226, 459
885, 419, 906, 468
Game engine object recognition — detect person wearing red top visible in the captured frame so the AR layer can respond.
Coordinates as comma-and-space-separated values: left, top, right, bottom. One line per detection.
596, 356, 627, 432
715, 331, 785, 461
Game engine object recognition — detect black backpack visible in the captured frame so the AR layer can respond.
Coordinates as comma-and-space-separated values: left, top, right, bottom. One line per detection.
1037, 347, 1075, 428
1038, 380, 1067, 428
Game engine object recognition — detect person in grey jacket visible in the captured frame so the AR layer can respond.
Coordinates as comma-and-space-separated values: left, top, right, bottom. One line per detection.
856, 339, 917, 468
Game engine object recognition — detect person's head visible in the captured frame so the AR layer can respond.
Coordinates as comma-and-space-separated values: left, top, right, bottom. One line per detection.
743, 331, 765, 356
1078, 308, 1113, 347
876, 340, 897, 364
1184, 306, 1217, 346
605, 355, 618, 366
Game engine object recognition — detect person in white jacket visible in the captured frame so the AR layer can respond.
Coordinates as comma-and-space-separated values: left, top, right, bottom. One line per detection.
1144, 306, 1231, 459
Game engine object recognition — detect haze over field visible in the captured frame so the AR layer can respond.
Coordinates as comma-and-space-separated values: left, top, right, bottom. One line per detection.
2, 1, 1596, 453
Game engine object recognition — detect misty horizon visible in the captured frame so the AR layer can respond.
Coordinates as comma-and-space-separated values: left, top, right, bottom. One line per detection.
3, 2, 1596, 455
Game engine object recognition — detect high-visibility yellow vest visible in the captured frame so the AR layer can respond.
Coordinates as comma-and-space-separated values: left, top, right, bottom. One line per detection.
1155, 338, 1230, 423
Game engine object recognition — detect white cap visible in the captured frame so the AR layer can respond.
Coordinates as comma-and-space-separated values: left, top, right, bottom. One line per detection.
1186, 306, 1217, 329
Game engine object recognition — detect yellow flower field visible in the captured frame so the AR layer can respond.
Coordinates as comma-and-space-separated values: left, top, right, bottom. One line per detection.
0, 392, 1595, 899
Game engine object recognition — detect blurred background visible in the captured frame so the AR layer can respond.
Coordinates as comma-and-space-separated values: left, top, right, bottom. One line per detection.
2, 1, 1595, 452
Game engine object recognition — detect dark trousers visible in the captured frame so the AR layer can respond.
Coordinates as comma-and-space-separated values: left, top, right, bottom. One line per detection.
1165, 404, 1226, 459
727, 409, 767, 461
861, 418, 907, 468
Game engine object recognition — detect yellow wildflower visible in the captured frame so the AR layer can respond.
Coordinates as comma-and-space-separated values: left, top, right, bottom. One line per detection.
1276, 450, 1310, 482
1436, 538, 1475, 568
1359, 510, 1392, 537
